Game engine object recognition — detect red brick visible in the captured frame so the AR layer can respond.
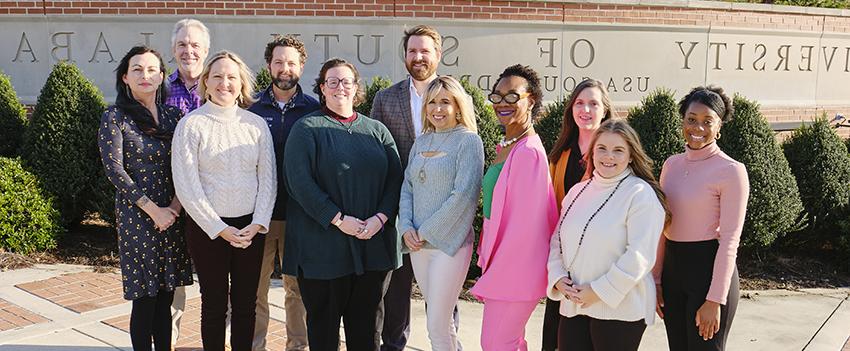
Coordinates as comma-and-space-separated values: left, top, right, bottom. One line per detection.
204, 1, 223, 8
294, 9, 313, 15
215, 8, 234, 14
107, 1, 126, 7
102, 7, 121, 13
274, 9, 294, 15
176, 8, 196, 14
256, 9, 274, 14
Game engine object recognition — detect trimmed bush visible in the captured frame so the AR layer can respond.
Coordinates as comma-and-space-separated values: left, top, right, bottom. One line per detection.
716, 95, 805, 247
355, 76, 392, 116
21, 62, 108, 225
535, 98, 565, 153
628, 88, 684, 178
0, 157, 62, 253
255, 67, 272, 94
0, 72, 27, 157
460, 78, 501, 167
782, 117, 850, 241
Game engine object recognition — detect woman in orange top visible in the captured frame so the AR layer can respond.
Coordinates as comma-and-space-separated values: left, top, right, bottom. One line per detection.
541, 78, 613, 351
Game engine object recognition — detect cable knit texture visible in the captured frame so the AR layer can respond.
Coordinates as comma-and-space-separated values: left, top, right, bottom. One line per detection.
547, 168, 665, 325
651, 142, 749, 304
171, 101, 277, 239
398, 126, 484, 256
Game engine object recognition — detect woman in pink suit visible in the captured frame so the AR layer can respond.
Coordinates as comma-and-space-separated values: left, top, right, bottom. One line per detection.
471, 64, 558, 351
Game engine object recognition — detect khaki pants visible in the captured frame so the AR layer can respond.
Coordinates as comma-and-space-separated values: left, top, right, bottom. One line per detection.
253, 220, 308, 351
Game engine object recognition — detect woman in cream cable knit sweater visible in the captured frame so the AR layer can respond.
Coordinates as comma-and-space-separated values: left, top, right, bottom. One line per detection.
171, 51, 276, 351
547, 119, 670, 351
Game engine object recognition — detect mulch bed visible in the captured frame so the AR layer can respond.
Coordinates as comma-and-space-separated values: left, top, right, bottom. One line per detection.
3, 219, 849, 298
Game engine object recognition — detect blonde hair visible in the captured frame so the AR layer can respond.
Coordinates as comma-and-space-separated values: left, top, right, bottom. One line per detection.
198, 50, 256, 109
584, 119, 671, 228
403, 25, 442, 52
420, 76, 477, 134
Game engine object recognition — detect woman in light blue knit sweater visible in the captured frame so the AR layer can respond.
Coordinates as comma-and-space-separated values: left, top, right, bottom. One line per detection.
399, 76, 484, 351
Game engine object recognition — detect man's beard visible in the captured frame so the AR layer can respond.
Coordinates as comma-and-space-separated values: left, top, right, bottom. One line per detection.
406, 60, 436, 81
273, 74, 299, 91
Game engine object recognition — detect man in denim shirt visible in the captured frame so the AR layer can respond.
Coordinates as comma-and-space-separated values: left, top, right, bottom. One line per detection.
248, 34, 320, 351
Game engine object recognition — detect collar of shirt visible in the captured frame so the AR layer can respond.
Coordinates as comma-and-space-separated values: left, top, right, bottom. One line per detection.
168, 70, 198, 92
259, 84, 306, 112
409, 76, 424, 137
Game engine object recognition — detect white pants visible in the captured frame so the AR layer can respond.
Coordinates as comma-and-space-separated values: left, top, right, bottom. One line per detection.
410, 242, 472, 351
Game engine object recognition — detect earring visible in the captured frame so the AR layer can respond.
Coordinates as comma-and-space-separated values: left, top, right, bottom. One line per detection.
456, 113, 461, 121
125, 84, 133, 100
716, 132, 722, 140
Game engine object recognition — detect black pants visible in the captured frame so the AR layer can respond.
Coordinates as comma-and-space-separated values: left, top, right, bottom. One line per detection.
185, 214, 264, 351
378, 254, 413, 351
558, 315, 646, 351
299, 270, 389, 351
542, 297, 561, 350
661, 239, 739, 351
130, 290, 174, 351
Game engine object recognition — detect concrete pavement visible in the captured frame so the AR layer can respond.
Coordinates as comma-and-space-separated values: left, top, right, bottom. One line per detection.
0, 264, 846, 350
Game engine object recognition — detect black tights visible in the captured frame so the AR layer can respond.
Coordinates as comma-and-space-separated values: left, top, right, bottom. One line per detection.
130, 290, 175, 351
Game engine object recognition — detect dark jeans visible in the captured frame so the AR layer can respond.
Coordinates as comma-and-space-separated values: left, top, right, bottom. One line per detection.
185, 214, 264, 351
661, 239, 739, 351
299, 270, 389, 351
558, 315, 646, 351
130, 290, 174, 351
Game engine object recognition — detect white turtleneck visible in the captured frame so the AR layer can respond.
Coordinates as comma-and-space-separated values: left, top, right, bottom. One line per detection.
171, 101, 277, 239
547, 168, 665, 325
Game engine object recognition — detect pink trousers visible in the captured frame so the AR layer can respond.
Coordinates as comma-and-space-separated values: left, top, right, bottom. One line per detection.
480, 299, 539, 351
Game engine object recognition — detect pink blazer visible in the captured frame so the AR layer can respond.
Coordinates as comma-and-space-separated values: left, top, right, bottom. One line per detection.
471, 134, 558, 302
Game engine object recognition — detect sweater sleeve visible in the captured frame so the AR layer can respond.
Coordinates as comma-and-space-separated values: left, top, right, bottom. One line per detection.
283, 121, 342, 228
590, 183, 665, 309
397, 138, 418, 243
97, 108, 146, 205
250, 117, 277, 233
376, 123, 403, 220
416, 134, 484, 250
652, 157, 673, 285
171, 117, 229, 239
707, 162, 749, 304
547, 217, 570, 301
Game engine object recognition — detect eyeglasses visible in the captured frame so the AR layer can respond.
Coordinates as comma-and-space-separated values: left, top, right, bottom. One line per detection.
324, 77, 356, 89
488, 92, 531, 104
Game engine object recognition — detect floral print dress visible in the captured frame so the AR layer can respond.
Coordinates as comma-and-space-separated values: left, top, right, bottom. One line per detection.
98, 105, 193, 300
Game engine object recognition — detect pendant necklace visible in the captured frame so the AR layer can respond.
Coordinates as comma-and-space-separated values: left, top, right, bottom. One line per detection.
554, 175, 627, 283
417, 131, 452, 184
334, 118, 353, 134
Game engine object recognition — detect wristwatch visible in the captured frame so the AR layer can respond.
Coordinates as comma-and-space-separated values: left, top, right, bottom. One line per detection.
333, 215, 344, 227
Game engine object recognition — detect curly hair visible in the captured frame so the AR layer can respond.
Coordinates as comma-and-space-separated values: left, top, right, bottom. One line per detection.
312, 58, 366, 107
264, 34, 308, 65
678, 85, 734, 122
491, 64, 544, 119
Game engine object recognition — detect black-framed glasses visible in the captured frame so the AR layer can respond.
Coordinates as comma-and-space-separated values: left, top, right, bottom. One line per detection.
488, 92, 531, 104
324, 77, 356, 89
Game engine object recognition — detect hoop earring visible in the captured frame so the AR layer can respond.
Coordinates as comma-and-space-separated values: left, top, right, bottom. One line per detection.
716, 132, 722, 140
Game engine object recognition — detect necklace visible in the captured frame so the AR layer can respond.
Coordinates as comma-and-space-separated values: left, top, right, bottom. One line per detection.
417, 131, 453, 183
498, 127, 531, 148
328, 116, 353, 134
555, 175, 628, 283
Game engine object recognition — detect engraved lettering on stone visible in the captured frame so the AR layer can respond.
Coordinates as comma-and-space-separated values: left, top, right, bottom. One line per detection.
51, 32, 74, 62
709, 42, 726, 70
676, 41, 699, 69
799, 45, 814, 71
570, 39, 594, 69
775, 44, 791, 71
537, 38, 557, 68
753, 44, 767, 71
441, 35, 459, 67
354, 34, 382, 65
14, 32, 37, 63
89, 32, 116, 63
314, 34, 340, 62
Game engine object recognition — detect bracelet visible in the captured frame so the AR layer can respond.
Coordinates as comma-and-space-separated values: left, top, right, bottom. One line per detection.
375, 215, 385, 233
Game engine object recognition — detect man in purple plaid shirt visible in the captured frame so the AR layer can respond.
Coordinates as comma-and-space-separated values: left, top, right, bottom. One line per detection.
166, 18, 210, 349
165, 19, 208, 116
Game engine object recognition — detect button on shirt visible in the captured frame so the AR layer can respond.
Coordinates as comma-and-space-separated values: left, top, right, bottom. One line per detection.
409, 77, 424, 137
166, 71, 203, 115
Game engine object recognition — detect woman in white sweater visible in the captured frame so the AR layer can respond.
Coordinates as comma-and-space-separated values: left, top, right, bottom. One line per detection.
547, 119, 669, 351
171, 51, 275, 351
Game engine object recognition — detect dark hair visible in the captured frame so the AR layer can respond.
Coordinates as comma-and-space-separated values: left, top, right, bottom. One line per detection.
491, 64, 544, 119
264, 34, 308, 65
115, 46, 170, 140
548, 78, 614, 163
312, 58, 366, 107
678, 85, 734, 122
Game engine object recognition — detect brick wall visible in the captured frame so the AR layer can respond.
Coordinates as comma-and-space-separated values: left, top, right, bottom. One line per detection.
1, 0, 849, 34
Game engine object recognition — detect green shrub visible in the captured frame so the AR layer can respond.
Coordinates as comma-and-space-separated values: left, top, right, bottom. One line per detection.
716, 95, 805, 247
255, 67, 272, 94
21, 62, 108, 225
355, 76, 392, 116
535, 98, 566, 154
0, 72, 27, 157
0, 157, 62, 253
628, 88, 684, 178
782, 117, 850, 243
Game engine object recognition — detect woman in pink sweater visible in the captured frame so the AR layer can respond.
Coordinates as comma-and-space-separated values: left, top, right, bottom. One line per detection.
653, 86, 749, 351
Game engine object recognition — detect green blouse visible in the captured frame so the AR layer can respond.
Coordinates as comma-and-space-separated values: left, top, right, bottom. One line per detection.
482, 162, 505, 219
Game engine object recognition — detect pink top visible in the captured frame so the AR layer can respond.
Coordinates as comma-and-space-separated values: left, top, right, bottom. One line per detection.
471, 134, 558, 302
652, 142, 749, 304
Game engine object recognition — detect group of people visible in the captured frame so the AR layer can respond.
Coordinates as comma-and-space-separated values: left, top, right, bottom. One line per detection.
98, 19, 749, 351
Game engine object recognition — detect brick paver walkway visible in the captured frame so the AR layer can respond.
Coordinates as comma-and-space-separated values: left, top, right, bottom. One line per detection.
15, 272, 125, 313
0, 299, 49, 331
103, 297, 288, 350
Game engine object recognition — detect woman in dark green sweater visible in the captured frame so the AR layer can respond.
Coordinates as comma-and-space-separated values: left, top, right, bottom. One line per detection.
282, 58, 403, 351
